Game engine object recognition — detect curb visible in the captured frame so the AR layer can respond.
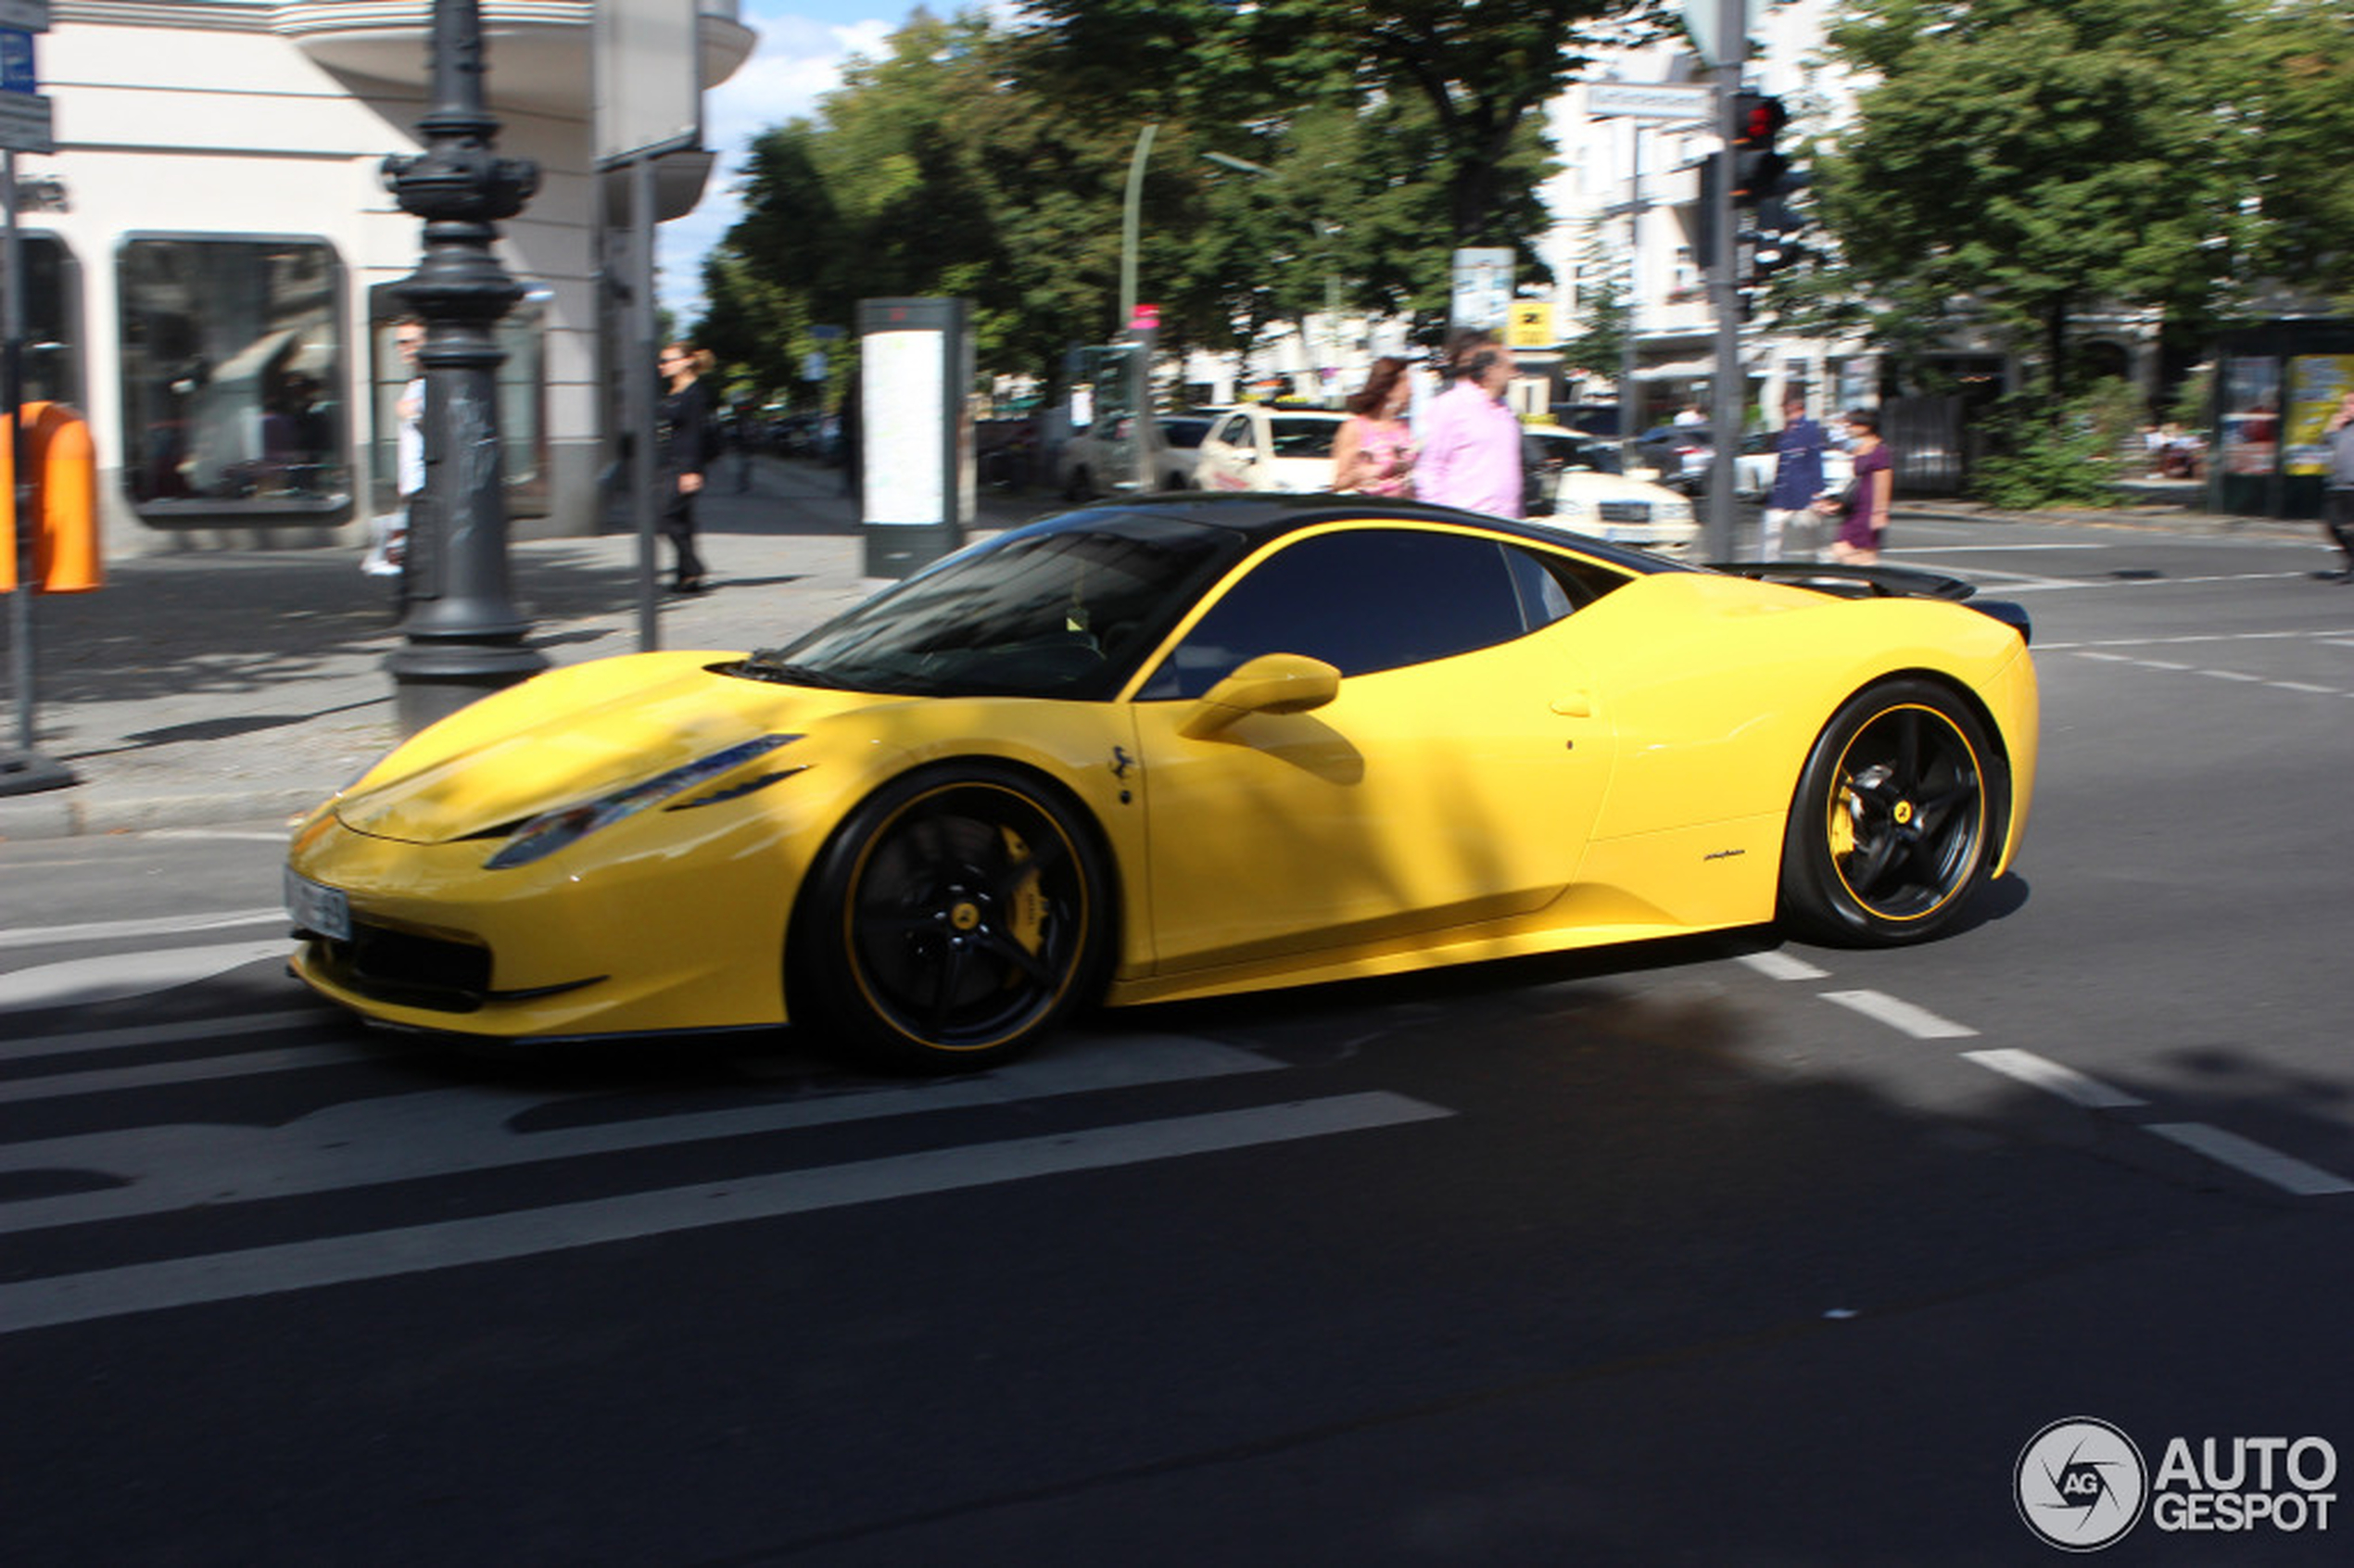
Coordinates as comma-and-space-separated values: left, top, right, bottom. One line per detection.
0, 785, 327, 842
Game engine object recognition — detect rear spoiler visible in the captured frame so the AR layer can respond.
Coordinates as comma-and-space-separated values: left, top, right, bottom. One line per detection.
1707, 562, 2031, 644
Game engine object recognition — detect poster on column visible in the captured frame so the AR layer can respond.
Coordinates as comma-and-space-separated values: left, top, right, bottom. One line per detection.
861, 330, 945, 525
2284, 355, 2354, 476
2219, 357, 2280, 477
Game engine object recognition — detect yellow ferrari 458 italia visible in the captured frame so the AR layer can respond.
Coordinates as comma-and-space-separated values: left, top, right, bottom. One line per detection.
286, 497, 2037, 1069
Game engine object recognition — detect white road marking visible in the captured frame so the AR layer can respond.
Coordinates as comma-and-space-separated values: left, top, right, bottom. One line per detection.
138, 830, 296, 844
2269, 682, 2338, 694
0, 940, 290, 1015
0, 909, 285, 952
1883, 544, 2106, 553
2198, 669, 2265, 683
1, 1009, 329, 1064
2040, 630, 2347, 650
1820, 990, 1979, 1040
1962, 1049, 2146, 1109
0, 1093, 1454, 1334
0, 1044, 361, 1105
2145, 1123, 2354, 1197
0, 1034, 1287, 1234
1739, 951, 1829, 981
1996, 573, 2307, 594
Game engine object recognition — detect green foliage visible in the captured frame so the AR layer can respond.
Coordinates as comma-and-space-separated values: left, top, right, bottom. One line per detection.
1017, 0, 1662, 248
1968, 387, 2133, 509
1812, 0, 2312, 384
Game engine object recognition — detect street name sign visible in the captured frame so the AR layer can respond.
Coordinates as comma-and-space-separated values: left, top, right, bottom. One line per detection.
1585, 82, 1715, 120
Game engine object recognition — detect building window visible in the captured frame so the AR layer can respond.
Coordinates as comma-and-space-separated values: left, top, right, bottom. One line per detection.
367, 283, 550, 518
117, 235, 348, 519
20, 234, 81, 408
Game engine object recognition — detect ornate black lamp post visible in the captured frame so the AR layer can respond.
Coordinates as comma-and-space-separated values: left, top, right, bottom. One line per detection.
380, 0, 547, 734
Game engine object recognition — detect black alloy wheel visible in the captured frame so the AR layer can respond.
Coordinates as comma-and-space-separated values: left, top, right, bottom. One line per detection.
793, 766, 1110, 1070
1780, 679, 2007, 945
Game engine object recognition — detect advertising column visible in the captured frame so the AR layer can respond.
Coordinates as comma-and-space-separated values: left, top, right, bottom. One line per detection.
857, 297, 972, 578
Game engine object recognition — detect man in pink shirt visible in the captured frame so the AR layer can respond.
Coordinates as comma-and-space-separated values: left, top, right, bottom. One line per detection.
1415, 343, 1524, 518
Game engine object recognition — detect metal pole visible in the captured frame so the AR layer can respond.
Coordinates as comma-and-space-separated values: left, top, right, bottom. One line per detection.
1705, 0, 1748, 561
0, 143, 71, 794
630, 154, 658, 653
1618, 125, 1641, 466
380, 0, 547, 734
1119, 123, 1157, 334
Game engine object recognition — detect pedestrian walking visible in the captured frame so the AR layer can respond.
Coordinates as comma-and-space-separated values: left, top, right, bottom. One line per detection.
656, 342, 718, 593
1332, 355, 1418, 497
1762, 390, 1830, 562
1825, 407, 1892, 565
1415, 342, 1524, 519
361, 317, 425, 609
2316, 391, 2354, 584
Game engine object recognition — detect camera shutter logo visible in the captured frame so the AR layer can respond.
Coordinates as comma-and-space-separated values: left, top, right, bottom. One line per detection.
2018, 1418, 2149, 1550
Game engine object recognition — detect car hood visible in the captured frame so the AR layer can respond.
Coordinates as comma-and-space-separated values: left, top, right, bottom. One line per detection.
332, 652, 905, 844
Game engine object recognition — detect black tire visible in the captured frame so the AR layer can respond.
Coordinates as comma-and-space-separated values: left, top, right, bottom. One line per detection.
791, 765, 1111, 1071
1779, 679, 2007, 945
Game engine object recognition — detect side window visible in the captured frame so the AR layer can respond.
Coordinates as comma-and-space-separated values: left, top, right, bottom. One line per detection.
1140, 528, 1538, 701
1210, 412, 1250, 448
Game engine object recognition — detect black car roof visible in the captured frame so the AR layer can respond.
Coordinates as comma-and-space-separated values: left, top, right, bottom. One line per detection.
1004, 492, 1693, 577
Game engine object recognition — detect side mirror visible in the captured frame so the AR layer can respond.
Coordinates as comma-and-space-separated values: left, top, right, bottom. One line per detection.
1179, 653, 1341, 739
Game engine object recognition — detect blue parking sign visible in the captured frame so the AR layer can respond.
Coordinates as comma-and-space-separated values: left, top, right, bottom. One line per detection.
0, 31, 34, 95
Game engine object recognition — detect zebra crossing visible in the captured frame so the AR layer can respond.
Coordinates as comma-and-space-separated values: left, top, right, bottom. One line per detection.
0, 915, 1454, 1335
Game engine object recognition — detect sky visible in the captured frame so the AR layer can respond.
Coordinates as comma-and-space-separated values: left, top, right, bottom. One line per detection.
656, 3, 912, 321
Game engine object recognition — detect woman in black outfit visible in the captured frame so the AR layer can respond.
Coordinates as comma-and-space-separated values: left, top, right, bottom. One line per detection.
656, 342, 715, 592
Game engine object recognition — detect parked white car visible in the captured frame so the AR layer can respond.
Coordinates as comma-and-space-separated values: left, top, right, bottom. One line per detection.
1061, 412, 1223, 499
1192, 405, 1349, 493
1523, 426, 1700, 556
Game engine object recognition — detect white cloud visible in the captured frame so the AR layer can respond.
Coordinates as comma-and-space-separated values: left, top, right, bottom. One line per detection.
658, 11, 899, 321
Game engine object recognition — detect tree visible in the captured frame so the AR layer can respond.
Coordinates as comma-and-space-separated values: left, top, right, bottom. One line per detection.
2221, 0, 2354, 308
1014, 1, 1662, 295
699, 11, 1259, 393
1817, 0, 2256, 389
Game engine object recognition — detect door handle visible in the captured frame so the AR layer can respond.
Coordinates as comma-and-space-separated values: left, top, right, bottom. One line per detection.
1550, 692, 1594, 718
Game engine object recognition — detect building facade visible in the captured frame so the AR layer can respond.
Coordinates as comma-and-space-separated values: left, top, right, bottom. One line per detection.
26, 0, 751, 559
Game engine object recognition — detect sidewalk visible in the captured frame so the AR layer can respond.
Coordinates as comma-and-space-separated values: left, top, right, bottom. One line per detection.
0, 464, 2316, 842
0, 457, 1064, 841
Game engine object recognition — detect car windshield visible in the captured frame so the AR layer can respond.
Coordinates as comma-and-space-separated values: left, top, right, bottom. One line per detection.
738, 513, 1246, 700
1161, 419, 1210, 449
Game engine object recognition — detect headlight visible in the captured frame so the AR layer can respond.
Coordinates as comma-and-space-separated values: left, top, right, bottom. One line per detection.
1555, 498, 1594, 524
1657, 498, 1694, 525
484, 734, 803, 869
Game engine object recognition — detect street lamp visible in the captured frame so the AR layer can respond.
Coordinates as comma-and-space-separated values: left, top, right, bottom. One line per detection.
1120, 123, 1158, 335
379, 0, 548, 735
1201, 151, 1346, 382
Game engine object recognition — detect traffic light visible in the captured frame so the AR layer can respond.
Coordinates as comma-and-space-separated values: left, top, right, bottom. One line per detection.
1730, 91, 1788, 206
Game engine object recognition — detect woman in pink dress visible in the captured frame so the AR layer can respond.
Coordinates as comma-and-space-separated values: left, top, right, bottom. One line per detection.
1332, 355, 1418, 497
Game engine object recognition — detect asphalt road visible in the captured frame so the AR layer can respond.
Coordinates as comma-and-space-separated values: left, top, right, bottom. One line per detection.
4, 513, 2351, 1565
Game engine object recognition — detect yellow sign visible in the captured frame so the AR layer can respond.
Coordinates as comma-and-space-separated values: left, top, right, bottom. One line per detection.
1507, 300, 1556, 349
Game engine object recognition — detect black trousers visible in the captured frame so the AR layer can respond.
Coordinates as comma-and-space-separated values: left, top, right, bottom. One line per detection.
2325, 488, 2354, 565
659, 479, 705, 582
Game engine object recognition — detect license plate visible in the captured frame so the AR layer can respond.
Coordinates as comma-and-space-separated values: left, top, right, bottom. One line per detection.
285, 867, 352, 942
